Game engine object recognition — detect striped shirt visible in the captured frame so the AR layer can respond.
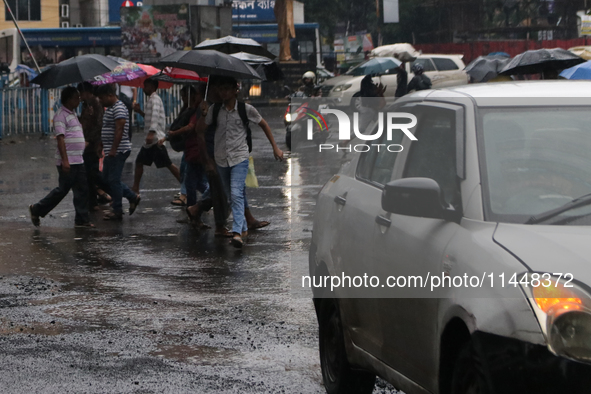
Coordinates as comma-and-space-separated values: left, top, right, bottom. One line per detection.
102, 100, 132, 154
53, 106, 85, 166
143, 92, 166, 148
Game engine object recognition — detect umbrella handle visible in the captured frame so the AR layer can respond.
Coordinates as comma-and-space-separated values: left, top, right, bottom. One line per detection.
205, 77, 210, 102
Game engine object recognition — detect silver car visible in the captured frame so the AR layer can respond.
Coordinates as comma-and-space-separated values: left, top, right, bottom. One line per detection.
321, 54, 469, 107
310, 81, 591, 394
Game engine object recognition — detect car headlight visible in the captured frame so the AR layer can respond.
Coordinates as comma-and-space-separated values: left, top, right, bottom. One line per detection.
521, 273, 591, 362
333, 84, 352, 92
285, 113, 292, 122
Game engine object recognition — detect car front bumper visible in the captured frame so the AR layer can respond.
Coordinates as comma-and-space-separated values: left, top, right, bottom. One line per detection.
473, 331, 591, 393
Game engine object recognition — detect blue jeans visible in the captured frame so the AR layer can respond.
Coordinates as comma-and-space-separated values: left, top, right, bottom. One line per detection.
185, 161, 209, 207
102, 150, 137, 215
180, 153, 187, 196
217, 159, 249, 234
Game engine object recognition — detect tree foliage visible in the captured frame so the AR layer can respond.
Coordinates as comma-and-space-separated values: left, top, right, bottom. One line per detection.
302, 0, 439, 45
302, 0, 585, 45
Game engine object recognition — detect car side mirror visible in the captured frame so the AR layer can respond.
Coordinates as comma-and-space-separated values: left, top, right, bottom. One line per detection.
381, 178, 460, 222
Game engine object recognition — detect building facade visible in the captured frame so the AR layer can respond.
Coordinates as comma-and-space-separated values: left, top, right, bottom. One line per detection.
0, 0, 61, 30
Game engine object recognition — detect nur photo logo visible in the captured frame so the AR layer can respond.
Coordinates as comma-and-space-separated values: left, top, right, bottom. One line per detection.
307, 108, 418, 152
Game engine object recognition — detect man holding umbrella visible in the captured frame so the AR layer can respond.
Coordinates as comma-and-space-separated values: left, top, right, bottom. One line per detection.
197, 76, 284, 248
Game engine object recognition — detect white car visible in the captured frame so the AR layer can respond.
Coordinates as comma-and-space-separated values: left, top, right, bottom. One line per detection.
321, 54, 469, 107
310, 81, 591, 394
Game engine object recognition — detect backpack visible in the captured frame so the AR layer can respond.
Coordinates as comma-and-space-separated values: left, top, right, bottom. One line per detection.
207, 101, 253, 153
168, 107, 197, 152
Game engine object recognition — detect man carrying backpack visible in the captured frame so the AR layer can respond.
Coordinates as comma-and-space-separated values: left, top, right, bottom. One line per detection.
198, 76, 284, 248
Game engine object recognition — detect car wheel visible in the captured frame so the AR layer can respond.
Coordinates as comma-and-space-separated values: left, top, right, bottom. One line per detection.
451, 340, 491, 394
319, 298, 376, 394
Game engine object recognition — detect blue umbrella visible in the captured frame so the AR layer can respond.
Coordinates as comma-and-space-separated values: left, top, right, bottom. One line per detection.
488, 52, 511, 58
560, 60, 591, 79
346, 57, 402, 76
15, 64, 38, 79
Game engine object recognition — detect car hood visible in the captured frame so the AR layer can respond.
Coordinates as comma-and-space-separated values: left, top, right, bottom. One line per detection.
493, 223, 591, 282
321, 75, 355, 87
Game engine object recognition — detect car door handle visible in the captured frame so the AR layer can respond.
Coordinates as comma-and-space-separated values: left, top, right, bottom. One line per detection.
334, 195, 347, 206
375, 215, 391, 228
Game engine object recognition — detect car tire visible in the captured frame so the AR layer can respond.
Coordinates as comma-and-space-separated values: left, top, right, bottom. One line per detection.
451, 340, 491, 394
319, 298, 376, 394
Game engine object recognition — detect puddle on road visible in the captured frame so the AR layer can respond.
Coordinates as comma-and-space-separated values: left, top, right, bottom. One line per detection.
0, 317, 89, 336
150, 344, 238, 365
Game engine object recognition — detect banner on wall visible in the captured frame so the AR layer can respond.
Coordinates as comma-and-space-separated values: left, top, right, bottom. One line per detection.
334, 34, 374, 62
121, 5, 192, 63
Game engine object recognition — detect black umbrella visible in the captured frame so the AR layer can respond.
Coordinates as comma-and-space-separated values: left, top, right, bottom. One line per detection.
194, 36, 276, 60
499, 48, 585, 76
464, 55, 511, 82
230, 52, 284, 81
31, 54, 120, 89
152, 50, 262, 80
253, 63, 285, 81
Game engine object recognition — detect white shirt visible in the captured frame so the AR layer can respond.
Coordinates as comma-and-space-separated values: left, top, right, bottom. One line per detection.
205, 101, 262, 167
143, 92, 166, 148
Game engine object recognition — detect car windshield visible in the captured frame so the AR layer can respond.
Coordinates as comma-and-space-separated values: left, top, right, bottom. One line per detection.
345, 60, 378, 76
479, 107, 591, 225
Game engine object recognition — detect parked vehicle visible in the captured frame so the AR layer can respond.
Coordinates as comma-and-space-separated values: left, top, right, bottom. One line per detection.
284, 94, 329, 150
310, 81, 591, 394
321, 54, 469, 107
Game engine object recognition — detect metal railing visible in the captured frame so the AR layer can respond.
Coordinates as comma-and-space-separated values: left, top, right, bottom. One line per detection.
0, 87, 54, 138
0, 85, 184, 139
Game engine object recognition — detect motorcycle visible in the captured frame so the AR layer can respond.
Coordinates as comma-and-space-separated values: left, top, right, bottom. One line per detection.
284, 90, 330, 150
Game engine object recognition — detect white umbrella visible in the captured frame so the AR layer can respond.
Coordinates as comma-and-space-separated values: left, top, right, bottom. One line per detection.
370, 43, 420, 62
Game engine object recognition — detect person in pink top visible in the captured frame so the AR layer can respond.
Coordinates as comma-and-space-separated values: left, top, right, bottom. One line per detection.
29, 87, 94, 228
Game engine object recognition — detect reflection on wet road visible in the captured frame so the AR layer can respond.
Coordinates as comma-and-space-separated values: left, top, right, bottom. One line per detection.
0, 107, 396, 393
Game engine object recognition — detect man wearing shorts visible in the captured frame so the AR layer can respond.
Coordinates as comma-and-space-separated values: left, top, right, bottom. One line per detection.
132, 78, 181, 194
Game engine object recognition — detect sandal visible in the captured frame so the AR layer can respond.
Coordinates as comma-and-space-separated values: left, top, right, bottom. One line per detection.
129, 195, 141, 215
171, 195, 186, 206
214, 227, 234, 238
186, 207, 211, 230
248, 220, 270, 231
231, 233, 244, 249
97, 193, 112, 205
103, 211, 123, 221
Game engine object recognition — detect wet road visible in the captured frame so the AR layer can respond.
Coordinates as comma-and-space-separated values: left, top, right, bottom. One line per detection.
0, 106, 397, 393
